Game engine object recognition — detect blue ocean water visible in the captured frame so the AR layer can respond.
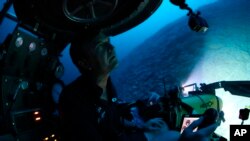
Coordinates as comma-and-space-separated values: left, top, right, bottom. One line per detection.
111, 1, 250, 139
0, 0, 216, 84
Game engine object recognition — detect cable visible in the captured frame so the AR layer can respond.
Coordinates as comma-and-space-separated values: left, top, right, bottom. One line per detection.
241, 120, 244, 125
5, 80, 29, 116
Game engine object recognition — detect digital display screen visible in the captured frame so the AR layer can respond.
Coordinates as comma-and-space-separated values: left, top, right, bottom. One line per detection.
180, 116, 200, 134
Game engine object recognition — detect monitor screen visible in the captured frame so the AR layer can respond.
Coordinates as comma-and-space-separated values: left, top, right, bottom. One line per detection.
180, 115, 200, 134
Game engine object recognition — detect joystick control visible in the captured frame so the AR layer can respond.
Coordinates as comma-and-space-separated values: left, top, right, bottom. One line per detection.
198, 108, 218, 129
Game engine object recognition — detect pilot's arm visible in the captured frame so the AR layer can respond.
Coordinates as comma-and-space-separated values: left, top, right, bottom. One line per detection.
58, 90, 103, 141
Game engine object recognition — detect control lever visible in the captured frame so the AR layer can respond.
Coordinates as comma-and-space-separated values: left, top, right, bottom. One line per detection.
198, 108, 218, 129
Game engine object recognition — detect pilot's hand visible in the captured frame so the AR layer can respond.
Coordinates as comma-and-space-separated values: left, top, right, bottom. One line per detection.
179, 116, 219, 141
143, 118, 168, 131
143, 118, 180, 141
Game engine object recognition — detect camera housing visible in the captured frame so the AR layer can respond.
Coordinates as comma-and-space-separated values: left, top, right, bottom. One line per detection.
188, 12, 209, 33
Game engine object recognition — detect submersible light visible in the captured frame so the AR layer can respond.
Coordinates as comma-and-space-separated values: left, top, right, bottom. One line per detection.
170, 0, 209, 32
188, 11, 208, 33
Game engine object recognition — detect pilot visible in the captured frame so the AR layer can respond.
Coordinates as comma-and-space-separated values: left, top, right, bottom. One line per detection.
58, 31, 219, 141
58, 32, 145, 141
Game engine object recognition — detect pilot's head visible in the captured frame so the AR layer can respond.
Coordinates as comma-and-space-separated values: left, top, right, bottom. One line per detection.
70, 32, 118, 77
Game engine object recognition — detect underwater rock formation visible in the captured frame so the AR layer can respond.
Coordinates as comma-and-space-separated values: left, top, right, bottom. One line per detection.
112, 0, 250, 101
